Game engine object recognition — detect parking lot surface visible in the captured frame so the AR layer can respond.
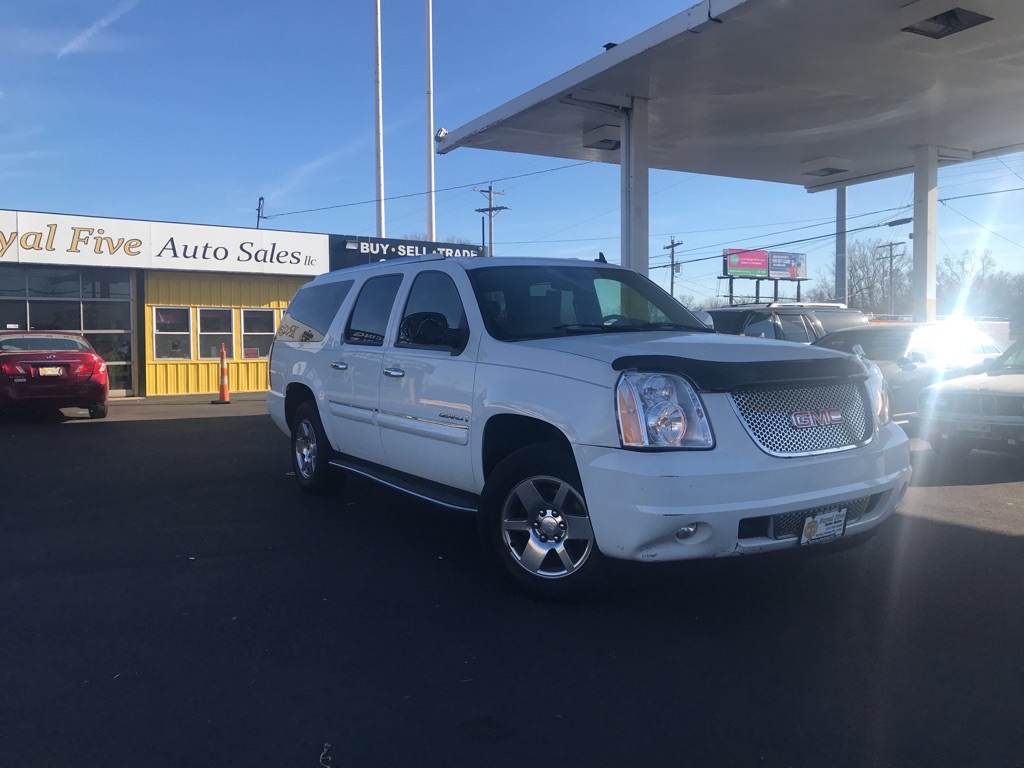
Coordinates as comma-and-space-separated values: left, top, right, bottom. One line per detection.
1, 398, 1022, 767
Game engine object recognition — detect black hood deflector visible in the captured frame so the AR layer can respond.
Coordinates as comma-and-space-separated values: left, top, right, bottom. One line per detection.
611, 355, 866, 393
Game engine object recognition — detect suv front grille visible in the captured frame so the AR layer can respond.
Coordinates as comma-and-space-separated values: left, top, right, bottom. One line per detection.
730, 382, 871, 456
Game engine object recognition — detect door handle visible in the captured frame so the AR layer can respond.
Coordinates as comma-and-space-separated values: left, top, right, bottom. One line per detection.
383, 367, 405, 378
331, 361, 349, 371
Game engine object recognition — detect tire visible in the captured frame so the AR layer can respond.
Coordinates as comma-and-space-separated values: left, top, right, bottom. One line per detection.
479, 442, 605, 599
88, 402, 108, 419
291, 401, 343, 495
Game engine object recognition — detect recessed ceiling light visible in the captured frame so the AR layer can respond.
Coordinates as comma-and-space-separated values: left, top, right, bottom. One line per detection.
902, 7, 993, 40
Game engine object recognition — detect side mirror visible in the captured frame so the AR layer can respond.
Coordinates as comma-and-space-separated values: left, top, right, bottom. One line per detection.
982, 357, 996, 371
691, 310, 714, 330
399, 312, 450, 347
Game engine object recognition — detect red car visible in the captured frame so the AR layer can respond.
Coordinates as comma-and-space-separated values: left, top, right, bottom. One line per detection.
0, 331, 110, 419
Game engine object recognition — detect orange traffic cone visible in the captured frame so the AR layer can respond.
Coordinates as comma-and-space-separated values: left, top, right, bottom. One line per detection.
212, 342, 231, 405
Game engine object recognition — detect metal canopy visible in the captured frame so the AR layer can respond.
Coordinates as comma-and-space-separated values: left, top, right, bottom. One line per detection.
437, 0, 1024, 192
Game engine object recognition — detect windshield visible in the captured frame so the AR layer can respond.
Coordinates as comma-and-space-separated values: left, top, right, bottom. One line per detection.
466, 264, 710, 341
991, 337, 1024, 370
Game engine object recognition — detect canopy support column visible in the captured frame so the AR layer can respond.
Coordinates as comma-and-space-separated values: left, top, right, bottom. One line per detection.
835, 187, 847, 304
620, 97, 650, 276
913, 145, 938, 322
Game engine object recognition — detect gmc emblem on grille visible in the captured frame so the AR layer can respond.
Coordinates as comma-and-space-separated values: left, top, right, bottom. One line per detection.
791, 408, 844, 428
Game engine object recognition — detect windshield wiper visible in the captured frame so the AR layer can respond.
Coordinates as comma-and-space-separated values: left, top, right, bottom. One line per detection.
554, 323, 635, 334
637, 321, 712, 332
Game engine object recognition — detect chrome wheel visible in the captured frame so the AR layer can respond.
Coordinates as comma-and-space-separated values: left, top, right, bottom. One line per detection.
290, 401, 341, 495
499, 474, 594, 579
294, 417, 319, 481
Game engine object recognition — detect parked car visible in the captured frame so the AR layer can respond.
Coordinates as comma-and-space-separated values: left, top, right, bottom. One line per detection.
917, 336, 1024, 460
812, 322, 1005, 421
0, 331, 109, 418
706, 302, 868, 343
267, 255, 910, 598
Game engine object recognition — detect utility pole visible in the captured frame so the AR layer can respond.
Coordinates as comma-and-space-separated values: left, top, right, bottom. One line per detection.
663, 237, 681, 298
875, 242, 905, 316
474, 185, 507, 257
256, 197, 264, 229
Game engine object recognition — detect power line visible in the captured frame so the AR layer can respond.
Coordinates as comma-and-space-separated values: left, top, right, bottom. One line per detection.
648, 217, 913, 270
260, 161, 591, 220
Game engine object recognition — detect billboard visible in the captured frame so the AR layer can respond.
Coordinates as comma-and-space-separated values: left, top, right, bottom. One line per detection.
723, 249, 769, 277
768, 251, 807, 279
724, 248, 806, 279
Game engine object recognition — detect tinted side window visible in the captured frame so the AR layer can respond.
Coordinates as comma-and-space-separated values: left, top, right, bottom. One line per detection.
742, 315, 775, 339
816, 310, 868, 334
278, 280, 353, 343
345, 274, 403, 346
777, 313, 813, 342
396, 271, 468, 351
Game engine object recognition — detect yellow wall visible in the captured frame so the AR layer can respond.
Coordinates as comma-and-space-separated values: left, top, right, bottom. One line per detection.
144, 271, 309, 396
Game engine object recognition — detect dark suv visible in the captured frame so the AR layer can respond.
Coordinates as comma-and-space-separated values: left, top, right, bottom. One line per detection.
707, 303, 869, 343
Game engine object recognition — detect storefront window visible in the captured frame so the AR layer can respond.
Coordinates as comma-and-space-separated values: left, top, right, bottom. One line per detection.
199, 308, 233, 359
154, 307, 191, 359
0, 299, 27, 330
29, 300, 82, 330
84, 300, 132, 331
87, 332, 133, 363
28, 267, 80, 298
242, 309, 275, 358
0, 266, 27, 297
82, 268, 131, 299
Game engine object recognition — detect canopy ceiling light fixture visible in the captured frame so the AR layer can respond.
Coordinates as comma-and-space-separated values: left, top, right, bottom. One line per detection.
800, 156, 853, 177
583, 124, 621, 151
902, 7, 993, 39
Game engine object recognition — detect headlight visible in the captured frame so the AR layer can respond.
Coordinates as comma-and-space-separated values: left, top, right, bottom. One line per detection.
616, 372, 714, 449
860, 357, 891, 427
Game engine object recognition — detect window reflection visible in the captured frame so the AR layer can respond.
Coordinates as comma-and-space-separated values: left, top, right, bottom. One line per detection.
82, 268, 131, 299
29, 301, 82, 330
0, 266, 27, 297
28, 268, 80, 298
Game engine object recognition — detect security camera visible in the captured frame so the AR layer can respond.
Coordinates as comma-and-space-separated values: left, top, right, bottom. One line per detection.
434, 127, 448, 142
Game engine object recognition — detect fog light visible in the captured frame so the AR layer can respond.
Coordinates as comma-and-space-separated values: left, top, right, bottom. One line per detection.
675, 523, 699, 541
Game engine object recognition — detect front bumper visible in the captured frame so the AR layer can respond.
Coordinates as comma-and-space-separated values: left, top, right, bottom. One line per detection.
574, 422, 912, 562
920, 416, 1024, 456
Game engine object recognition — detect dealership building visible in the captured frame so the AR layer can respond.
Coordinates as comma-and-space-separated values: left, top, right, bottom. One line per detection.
0, 209, 482, 397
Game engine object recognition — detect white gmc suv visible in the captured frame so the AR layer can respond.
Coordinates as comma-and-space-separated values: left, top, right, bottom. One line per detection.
268, 255, 911, 598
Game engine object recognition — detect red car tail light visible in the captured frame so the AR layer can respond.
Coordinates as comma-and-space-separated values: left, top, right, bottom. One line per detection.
1, 360, 27, 376
70, 355, 106, 379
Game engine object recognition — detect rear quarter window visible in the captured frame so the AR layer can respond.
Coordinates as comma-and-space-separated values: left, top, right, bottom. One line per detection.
816, 310, 869, 334
277, 280, 354, 343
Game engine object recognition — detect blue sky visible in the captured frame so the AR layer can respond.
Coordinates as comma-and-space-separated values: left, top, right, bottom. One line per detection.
2, 0, 1023, 304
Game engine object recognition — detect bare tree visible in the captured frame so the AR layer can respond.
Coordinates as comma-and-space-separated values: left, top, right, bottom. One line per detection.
812, 237, 911, 313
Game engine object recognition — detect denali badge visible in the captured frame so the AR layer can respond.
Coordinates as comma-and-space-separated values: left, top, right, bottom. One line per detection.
791, 408, 844, 428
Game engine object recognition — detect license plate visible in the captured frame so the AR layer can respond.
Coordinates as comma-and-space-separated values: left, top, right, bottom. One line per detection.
38, 366, 63, 377
799, 507, 847, 546
957, 423, 990, 434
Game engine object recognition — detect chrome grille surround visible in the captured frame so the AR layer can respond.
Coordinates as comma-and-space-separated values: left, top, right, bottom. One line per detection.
730, 382, 872, 456
769, 496, 872, 540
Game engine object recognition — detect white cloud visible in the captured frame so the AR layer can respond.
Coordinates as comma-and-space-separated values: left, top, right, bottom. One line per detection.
58, 0, 139, 58
263, 139, 370, 202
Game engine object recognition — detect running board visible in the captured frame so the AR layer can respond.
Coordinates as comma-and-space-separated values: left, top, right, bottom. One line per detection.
328, 455, 480, 513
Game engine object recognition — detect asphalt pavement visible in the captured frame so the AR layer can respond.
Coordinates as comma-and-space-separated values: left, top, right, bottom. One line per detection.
1, 398, 1022, 767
